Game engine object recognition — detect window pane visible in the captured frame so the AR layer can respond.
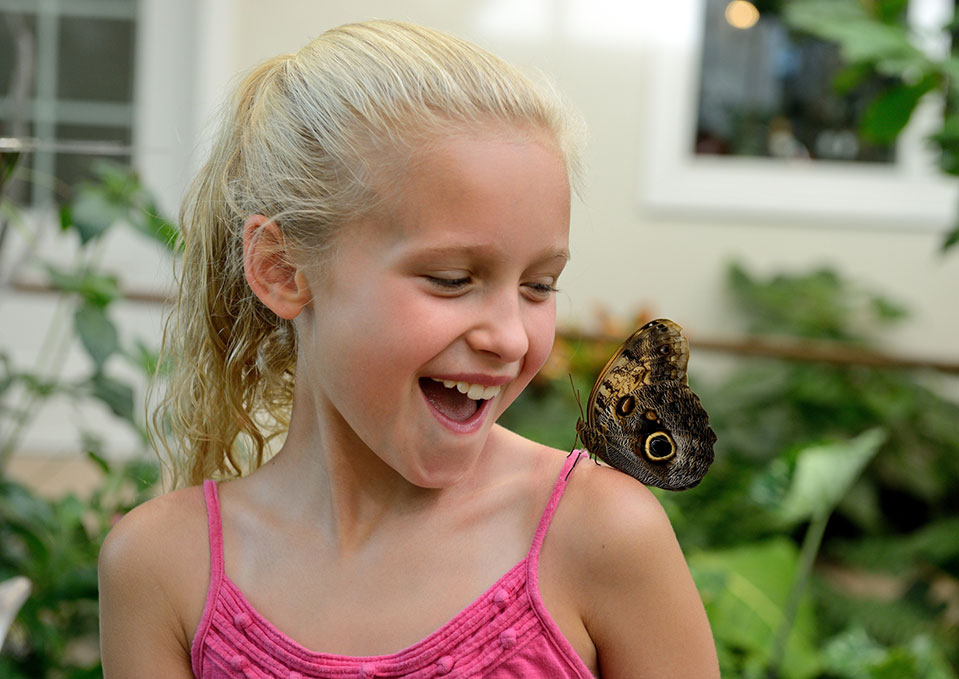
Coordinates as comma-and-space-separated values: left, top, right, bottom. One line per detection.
0, 13, 38, 123
695, 0, 895, 163
57, 15, 135, 102
53, 123, 131, 195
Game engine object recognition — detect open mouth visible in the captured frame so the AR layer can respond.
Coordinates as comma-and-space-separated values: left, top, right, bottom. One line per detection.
419, 378, 501, 424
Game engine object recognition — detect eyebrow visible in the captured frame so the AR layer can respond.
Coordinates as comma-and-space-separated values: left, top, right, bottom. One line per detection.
411, 244, 571, 263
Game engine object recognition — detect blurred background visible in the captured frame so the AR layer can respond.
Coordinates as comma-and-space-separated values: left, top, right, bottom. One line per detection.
1, 0, 957, 677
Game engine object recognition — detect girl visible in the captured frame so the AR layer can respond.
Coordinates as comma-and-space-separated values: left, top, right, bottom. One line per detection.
98, 20, 719, 678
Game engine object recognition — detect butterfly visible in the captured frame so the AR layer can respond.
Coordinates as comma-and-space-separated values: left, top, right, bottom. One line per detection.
575, 319, 716, 490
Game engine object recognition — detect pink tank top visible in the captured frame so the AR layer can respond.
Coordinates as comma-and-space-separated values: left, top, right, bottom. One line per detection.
191, 453, 595, 678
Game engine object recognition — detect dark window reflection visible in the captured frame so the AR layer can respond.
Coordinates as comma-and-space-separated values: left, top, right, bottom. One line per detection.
57, 16, 136, 102
695, 0, 896, 163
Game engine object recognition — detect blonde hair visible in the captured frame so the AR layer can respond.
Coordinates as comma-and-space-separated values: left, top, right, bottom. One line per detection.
153, 20, 584, 487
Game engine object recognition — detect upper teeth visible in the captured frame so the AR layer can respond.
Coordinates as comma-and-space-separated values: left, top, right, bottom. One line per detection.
431, 378, 501, 400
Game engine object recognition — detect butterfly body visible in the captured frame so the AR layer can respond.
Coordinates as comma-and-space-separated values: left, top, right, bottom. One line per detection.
576, 319, 716, 490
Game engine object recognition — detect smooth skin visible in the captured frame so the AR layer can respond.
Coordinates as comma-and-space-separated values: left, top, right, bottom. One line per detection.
99, 128, 719, 678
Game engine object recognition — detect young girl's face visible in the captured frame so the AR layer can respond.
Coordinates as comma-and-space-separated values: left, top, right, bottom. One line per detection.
297, 128, 571, 488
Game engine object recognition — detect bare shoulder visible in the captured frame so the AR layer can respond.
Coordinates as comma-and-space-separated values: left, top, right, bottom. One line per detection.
558, 460, 675, 566
99, 485, 210, 677
550, 459, 721, 678
100, 484, 209, 588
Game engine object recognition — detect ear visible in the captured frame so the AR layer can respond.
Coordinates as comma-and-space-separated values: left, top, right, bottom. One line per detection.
243, 215, 312, 320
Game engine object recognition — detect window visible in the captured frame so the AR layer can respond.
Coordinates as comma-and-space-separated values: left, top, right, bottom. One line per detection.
0, 0, 137, 206
638, 0, 957, 228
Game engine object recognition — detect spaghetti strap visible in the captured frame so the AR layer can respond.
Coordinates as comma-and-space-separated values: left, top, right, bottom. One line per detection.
201, 480, 225, 582
191, 480, 225, 677
528, 451, 587, 565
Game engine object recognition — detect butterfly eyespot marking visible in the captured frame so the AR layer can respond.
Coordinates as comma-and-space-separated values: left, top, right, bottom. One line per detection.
658, 344, 671, 356
644, 432, 676, 462
615, 395, 636, 418
644, 410, 658, 421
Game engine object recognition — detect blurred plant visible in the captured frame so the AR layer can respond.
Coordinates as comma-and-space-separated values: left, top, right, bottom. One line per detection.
784, 0, 959, 252
0, 156, 175, 676
0, 454, 158, 678
502, 261, 959, 677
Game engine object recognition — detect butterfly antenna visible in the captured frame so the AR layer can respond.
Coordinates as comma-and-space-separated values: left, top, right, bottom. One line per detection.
569, 373, 585, 421
567, 373, 585, 452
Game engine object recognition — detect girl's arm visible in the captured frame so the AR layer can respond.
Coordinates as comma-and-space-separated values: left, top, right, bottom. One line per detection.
565, 464, 720, 678
98, 493, 203, 678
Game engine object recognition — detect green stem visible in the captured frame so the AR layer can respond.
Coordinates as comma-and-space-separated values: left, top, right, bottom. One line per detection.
767, 510, 830, 678
0, 239, 106, 468
0, 294, 73, 468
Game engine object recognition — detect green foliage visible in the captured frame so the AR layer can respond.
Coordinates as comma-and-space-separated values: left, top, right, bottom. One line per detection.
0, 158, 172, 676
59, 161, 180, 250
783, 0, 959, 252
690, 538, 822, 679
0, 456, 159, 678
777, 429, 885, 525
726, 263, 907, 342
504, 261, 959, 677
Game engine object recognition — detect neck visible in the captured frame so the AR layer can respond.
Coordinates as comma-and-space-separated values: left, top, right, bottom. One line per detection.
253, 384, 449, 556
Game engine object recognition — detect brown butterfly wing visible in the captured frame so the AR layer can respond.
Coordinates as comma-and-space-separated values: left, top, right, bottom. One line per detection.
576, 319, 716, 490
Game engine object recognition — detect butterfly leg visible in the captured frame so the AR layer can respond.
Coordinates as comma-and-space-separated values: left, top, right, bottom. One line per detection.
564, 451, 585, 482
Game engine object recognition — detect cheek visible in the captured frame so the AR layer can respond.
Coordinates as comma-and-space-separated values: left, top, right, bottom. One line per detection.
499, 303, 557, 412
526, 303, 558, 375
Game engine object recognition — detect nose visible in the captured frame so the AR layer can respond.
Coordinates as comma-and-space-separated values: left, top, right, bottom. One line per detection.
466, 290, 530, 363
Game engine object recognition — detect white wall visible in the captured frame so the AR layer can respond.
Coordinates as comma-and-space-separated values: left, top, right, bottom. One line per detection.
5, 0, 957, 462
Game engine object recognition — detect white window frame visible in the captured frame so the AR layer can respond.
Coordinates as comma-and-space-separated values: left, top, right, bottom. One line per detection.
637, 0, 958, 230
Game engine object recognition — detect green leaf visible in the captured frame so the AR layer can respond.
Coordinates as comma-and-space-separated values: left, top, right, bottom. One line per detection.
0, 150, 20, 191
941, 223, 959, 252
44, 265, 120, 307
931, 115, 959, 144
870, 295, 908, 321
59, 203, 73, 232
784, 0, 871, 31
785, 4, 918, 60
833, 63, 874, 94
861, 78, 938, 145
821, 626, 887, 679
869, 649, 918, 679
689, 539, 822, 679
874, 0, 909, 24
122, 459, 160, 492
940, 56, 959, 88
905, 636, 958, 679
124, 338, 162, 378
135, 205, 181, 252
68, 188, 125, 244
0, 351, 14, 396
779, 429, 887, 524
89, 373, 135, 422
85, 447, 111, 474
92, 160, 141, 201
74, 303, 119, 369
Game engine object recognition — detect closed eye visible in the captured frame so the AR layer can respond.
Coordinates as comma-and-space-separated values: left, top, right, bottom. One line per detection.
425, 275, 472, 291
522, 281, 559, 301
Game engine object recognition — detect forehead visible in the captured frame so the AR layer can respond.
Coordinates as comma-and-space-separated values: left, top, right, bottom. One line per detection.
379, 128, 571, 245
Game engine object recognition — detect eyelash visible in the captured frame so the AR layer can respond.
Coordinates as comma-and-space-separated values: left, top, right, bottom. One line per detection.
524, 282, 560, 297
426, 276, 471, 290
425, 276, 558, 300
